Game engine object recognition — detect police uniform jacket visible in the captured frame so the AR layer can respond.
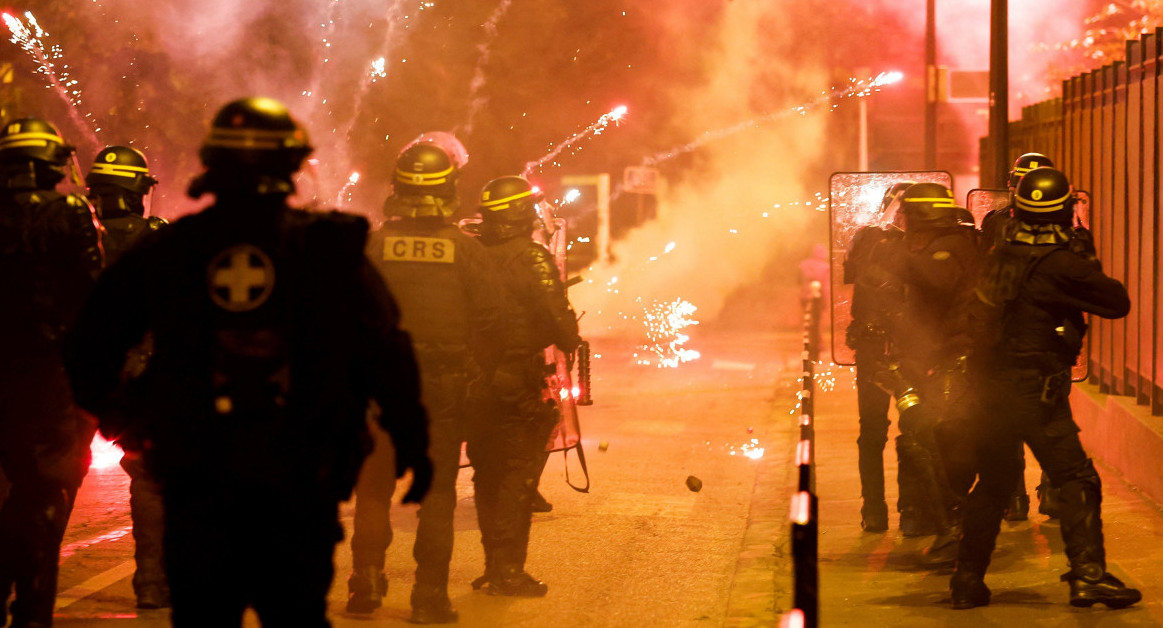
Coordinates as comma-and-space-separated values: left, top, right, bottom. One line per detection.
990, 240, 1129, 373
479, 234, 580, 357
0, 189, 102, 359
367, 217, 507, 359
64, 198, 427, 499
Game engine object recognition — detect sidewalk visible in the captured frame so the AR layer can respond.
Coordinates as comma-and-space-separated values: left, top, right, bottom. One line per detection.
812, 365, 1163, 626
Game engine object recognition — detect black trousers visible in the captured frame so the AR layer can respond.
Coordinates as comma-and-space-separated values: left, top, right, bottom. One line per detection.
120, 452, 168, 597
0, 359, 94, 627
958, 369, 1105, 576
467, 354, 556, 572
350, 356, 467, 595
163, 481, 341, 628
854, 347, 891, 510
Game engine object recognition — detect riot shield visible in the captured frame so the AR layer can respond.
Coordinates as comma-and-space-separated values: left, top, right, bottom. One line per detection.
829, 171, 953, 365
542, 215, 591, 491
965, 188, 1010, 229
1073, 190, 1092, 382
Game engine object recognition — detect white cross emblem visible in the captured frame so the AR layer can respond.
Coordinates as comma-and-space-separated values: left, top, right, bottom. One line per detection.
207, 244, 275, 312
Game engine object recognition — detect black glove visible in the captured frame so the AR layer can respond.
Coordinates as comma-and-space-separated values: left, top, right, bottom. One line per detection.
397, 453, 433, 504
1070, 227, 1097, 260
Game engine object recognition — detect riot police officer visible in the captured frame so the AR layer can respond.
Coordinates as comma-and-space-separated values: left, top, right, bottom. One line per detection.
468, 175, 580, 596
882, 182, 982, 565
951, 167, 1140, 610
85, 145, 171, 609
0, 118, 103, 628
980, 152, 1054, 255
843, 181, 910, 533
63, 97, 434, 627
981, 152, 1060, 522
345, 139, 506, 623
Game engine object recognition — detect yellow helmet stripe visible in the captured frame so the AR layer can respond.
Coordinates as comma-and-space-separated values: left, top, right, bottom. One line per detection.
205, 128, 307, 149
0, 131, 63, 146
1016, 193, 1071, 212
481, 189, 534, 210
903, 197, 957, 206
395, 164, 454, 185
90, 163, 149, 178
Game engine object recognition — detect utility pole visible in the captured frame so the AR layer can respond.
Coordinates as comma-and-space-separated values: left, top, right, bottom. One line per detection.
989, 0, 1009, 188
924, 0, 937, 168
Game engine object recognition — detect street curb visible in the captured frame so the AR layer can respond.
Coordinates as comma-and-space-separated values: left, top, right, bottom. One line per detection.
1071, 382, 1163, 507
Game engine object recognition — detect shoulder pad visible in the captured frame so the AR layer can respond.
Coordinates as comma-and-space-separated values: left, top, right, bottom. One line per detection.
287, 208, 370, 254
523, 241, 555, 264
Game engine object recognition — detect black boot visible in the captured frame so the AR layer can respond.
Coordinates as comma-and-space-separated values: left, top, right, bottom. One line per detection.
1037, 474, 1063, 519
950, 569, 991, 609
530, 490, 553, 514
1003, 493, 1030, 522
861, 500, 888, 533
410, 585, 459, 624
899, 507, 936, 538
923, 527, 959, 567
346, 566, 387, 614
1063, 565, 1141, 609
480, 566, 548, 597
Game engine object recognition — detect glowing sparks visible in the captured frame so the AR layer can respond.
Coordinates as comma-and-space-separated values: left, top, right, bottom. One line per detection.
639, 298, 700, 369
3, 11, 100, 149
369, 57, 387, 80
563, 188, 582, 203
335, 171, 361, 207
522, 104, 630, 176
728, 438, 766, 460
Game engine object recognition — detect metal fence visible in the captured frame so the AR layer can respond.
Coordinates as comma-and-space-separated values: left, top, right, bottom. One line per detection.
994, 29, 1163, 414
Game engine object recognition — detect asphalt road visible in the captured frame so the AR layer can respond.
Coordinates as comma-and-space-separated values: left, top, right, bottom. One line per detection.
41, 328, 803, 627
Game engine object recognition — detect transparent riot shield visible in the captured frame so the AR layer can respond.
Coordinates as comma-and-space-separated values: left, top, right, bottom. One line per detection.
1073, 190, 1091, 382
829, 171, 953, 365
965, 188, 1010, 229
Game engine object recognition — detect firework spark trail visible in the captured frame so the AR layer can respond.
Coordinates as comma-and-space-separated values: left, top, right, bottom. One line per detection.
638, 298, 700, 368
340, 0, 416, 145
3, 11, 100, 150
456, 0, 513, 136
522, 105, 628, 177
301, 0, 343, 118
608, 72, 902, 202
335, 171, 361, 207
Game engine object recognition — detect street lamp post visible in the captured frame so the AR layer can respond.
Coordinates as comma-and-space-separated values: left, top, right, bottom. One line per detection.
989, 0, 1009, 188
924, 0, 937, 168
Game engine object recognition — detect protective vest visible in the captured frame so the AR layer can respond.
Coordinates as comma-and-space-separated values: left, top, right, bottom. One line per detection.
481, 236, 579, 356
0, 189, 102, 356
367, 219, 480, 349
845, 226, 905, 333
976, 243, 1080, 370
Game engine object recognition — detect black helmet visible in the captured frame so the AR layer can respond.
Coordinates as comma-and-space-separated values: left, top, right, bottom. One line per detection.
1008, 152, 1054, 189
0, 117, 75, 166
385, 142, 460, 219
878, 180, 914, 230
899, 182, 958, 232
87, 146, 158, 196
191, 97, 313, 198
479, 175, 541, 224
1014, 167, 1074, 225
